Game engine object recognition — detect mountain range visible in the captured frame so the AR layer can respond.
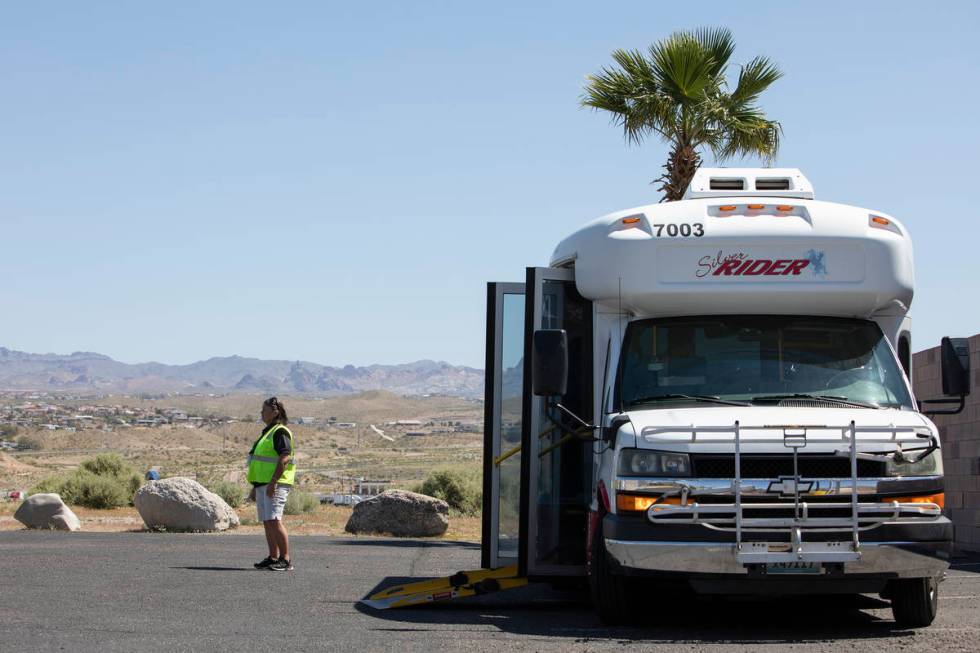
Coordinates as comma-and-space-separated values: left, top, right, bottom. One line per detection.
0, 347, 484, 398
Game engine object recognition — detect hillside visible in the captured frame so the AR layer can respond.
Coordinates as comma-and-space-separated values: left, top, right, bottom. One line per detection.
0, 347, 484, 398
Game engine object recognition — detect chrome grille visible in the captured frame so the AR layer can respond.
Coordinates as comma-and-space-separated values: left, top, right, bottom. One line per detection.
691, 454, 886, 478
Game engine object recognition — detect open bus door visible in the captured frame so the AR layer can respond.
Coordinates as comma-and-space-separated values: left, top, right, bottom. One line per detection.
481, 281, 526, 570
482, 268, 595, 576
363, 268, 592, 609
518, 267, 594, 579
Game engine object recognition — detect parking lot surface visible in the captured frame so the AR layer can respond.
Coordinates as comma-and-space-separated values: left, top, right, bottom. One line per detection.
1, 532, 978, 652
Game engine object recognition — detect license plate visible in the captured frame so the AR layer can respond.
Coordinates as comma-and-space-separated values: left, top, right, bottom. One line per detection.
765, 561, 822, 575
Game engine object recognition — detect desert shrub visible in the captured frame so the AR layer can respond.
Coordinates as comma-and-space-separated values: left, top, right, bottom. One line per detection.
16, 434, 43, 451
81, 453, 143, 505
30, 474, 68, 496
417, 468, 481, 516
81, 453, 131, 478
1, 424, 20, 438
30, 454, 143, 509
125, 473, 143, 498
56, 471, 130, 509
206, 480, 245, 508
284, 490, 318, 515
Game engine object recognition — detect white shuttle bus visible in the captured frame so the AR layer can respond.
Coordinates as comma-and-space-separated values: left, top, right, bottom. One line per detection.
480, 168, 970, 627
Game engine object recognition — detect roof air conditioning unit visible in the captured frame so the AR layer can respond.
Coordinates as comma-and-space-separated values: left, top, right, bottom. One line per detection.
684, 168, 814, 200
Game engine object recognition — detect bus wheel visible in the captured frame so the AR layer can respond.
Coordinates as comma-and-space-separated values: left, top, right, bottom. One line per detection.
889, 576, 939, 628
589, 530, 631, 625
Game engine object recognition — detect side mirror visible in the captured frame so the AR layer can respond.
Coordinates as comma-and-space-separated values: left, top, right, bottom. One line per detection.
532, 329, 568, 397
941, 337, 971, 397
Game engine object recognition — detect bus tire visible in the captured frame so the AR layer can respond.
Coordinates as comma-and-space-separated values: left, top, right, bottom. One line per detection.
889, 576, 939, 628
589, 529, 631, 625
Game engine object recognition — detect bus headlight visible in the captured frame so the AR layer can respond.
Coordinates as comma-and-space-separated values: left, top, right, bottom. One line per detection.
618, 449, 691, 477
885, 449, 943, 477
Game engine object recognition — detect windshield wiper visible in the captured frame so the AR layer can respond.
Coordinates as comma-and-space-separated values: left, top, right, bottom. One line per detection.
749, 393, 881, 409
629, 394, 751, 407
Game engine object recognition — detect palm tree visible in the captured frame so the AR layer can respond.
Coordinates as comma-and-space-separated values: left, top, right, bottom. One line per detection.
582, 27, 783, 201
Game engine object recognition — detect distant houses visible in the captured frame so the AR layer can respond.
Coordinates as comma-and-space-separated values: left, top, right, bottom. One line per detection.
0, 392, 229, 431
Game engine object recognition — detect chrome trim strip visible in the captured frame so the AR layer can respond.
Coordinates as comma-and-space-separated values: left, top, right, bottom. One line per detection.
613, 476, 942, 496
638, 423, 933, 443
645, 500, 943, 532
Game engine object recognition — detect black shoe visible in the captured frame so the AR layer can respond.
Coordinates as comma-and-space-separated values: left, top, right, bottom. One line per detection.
253, 556, 276, 570
269, 557, 294, 571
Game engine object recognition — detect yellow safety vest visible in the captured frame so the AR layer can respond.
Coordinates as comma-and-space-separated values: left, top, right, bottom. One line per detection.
246, 424, 296, 486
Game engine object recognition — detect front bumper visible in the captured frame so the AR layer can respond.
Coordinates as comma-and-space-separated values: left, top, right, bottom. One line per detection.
603, 509, 953, 580
605, 538, 952, 578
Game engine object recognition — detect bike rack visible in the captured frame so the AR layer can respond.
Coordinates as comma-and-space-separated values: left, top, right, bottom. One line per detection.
641, 421, 944, 565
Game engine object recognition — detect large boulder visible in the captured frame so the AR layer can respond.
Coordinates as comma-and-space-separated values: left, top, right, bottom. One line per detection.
14, 493, 81, 531
134, 477, 239, 532
345, 489, 448, 537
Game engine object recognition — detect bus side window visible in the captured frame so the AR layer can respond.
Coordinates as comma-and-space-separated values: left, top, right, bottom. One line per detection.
898, 332, 911, 379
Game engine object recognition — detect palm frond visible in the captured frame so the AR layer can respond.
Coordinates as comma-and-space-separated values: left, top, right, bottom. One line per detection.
731, 56, 783, 104
715, 116, 782, 163
692, 26, 735, 78
582, 49, 677, 145
647, 32, 718, 101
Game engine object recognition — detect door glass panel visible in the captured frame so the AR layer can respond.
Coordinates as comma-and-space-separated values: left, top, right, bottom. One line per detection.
497, 292, 524, 560
531, 278, 592, 568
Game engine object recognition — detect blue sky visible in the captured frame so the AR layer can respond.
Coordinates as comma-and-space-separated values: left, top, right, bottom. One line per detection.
2, 1, 978, 368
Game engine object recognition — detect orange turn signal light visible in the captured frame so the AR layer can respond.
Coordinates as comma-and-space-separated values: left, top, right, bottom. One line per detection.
747, 204, 765, 210
885, 493, 944, 509
718, 205, 737, 212
776, 205, 794, 212
616, 494, 683, 513
871, 216, 891, 226
622, 216, 642, 225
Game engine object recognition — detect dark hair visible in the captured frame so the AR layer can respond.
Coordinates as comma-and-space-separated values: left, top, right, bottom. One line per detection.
264, 396, 288, 425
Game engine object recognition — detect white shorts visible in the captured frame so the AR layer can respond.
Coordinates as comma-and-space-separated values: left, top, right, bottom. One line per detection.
255, 484, 290, 522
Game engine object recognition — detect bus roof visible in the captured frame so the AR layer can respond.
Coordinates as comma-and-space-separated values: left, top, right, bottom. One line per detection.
550, 195, 913, 320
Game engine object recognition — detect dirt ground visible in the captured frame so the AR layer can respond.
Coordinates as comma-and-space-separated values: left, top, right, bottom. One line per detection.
0, 392, 484, 543
0, 501, 482, 541
1, 391, 485, 495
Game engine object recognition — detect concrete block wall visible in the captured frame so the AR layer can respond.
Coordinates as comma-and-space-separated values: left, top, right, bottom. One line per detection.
912, 334, 980, 554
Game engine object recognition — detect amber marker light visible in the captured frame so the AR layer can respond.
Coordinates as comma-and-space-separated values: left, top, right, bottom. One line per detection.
622, 216, 642, 225
616, 494, 683, 512
718, 205, 737, 212
869, 213, 902, 234
747, 204, 765, 210
776, 205, 794, 212
886, 493, 945, 509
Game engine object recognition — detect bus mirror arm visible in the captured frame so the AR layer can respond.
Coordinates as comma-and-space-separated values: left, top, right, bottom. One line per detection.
550, 401, 598, 433
551, 401, 599, 440
539, 401, 601, 457
919, 396, 966, 416
919, 336, 970, 416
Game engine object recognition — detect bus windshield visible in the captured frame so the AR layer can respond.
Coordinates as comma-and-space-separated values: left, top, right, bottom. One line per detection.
616, 315, 914, 410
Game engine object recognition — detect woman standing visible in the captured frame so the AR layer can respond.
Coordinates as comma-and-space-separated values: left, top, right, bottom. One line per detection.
247, 396, 296, 571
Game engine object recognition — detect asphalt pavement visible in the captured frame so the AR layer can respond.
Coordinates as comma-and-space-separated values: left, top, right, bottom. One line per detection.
1, 531, 978, 652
